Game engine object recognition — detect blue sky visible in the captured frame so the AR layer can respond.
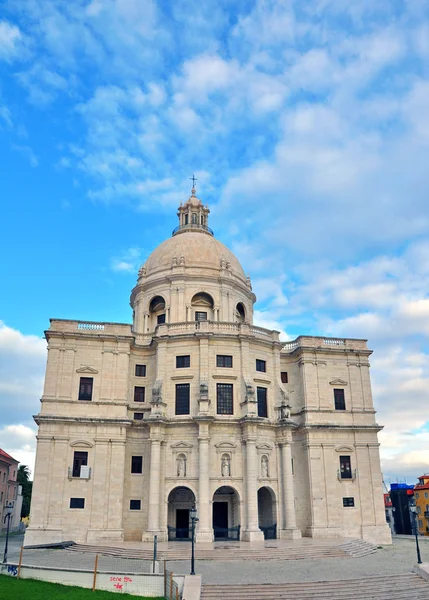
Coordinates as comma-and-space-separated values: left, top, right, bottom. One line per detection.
1, 0, 429, 484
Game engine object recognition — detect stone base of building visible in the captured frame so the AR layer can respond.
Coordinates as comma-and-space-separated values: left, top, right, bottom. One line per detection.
279, 527, 302, 540
142, 530, 168, 542
195, 529, 214, 543
361, 524, 392, 545
24, 527, 63, 546
86, 529, 124, 544
241, 528, 265, 542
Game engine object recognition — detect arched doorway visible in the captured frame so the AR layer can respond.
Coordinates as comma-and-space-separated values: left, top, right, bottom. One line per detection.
258, 486, 277, 539
212, 486, 241, 541
167, 486, 195, 541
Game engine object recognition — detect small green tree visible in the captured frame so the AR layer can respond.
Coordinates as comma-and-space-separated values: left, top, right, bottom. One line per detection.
17, 465, 33, 519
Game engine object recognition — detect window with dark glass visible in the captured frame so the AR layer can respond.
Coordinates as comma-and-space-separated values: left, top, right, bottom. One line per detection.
131, 456, 143, 474
78, 377, 93, 401
343, 497, 355, 507
70, 497, 85, 509
175, 383, 190, 415
334, 388, 346, 410
195, 311, 207, 321
134, 386, 145, 402
281, 372, 288, 384
135, 364, 146, 377
133, 412, 144, 420
217, 383, 233, 415
256, 359, 266, 372
339, 455, 352, 479
130, 499, 141, 510
72, 451, 88, 477
257, 387, 268, 418
217, 355, 233, 368
176, 355, 190, 368
157, 313, 166, 324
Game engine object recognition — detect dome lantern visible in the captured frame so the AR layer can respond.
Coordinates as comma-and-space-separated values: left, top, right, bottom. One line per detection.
173, 177, 212, 237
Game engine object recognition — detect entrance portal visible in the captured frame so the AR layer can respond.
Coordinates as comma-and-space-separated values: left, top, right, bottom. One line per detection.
168, 486, 195, 541
212, 486, 240, 541
258, 486, 277, 539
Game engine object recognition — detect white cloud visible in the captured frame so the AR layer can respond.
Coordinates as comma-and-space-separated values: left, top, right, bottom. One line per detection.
0, 20, 24, 62
0, 424, 37, 477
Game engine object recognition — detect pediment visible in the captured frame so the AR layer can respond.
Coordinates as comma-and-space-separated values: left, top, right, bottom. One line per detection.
76, 366, 99, 374
171, 441, 193, 449
70, 440, 93, 448
256, 443, 273, 450
214, 441, 237, 449
329, 378, 348, 386
335, 445, 353, 453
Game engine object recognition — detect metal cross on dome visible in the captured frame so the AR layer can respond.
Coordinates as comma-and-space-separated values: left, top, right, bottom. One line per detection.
190, 174, 197, 189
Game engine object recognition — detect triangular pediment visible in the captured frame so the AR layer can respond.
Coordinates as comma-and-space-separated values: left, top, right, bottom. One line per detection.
329, 378, 348, 386
76, 366, 99, 374
214, 441, 237, 449
171, 441, 193, 449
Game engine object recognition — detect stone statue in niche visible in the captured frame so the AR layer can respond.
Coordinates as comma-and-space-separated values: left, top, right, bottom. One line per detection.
221, 455, 231, 477
279, 402, 291, 420
177, 455, 186, 477
261, 455, 269, 478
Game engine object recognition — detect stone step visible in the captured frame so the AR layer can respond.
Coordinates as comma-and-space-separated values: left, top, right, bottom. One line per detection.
201, 574, 429, 600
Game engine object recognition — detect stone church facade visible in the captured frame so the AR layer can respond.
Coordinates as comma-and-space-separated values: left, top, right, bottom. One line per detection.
25, 187, 391, 546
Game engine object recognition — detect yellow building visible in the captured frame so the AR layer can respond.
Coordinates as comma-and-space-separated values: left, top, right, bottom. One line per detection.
414, 475, 429, 536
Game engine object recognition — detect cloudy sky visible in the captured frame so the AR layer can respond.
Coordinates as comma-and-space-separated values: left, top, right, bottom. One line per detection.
1, 0, 429, 485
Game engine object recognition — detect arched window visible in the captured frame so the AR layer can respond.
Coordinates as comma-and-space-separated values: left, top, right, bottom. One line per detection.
236, 303, 246, 323
191, 292, 214, 322
185, 214, 189, 225
192, 213, 197, 224
149, 296, 166, 326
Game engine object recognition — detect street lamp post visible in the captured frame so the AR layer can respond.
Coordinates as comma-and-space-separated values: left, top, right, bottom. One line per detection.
410, 505, 422, 565
189, 505, 199, 576
2, 503, 14, 564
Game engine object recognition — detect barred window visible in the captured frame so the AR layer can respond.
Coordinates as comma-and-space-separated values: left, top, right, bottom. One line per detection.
78, 377, 93, 401
217, 383, 233, 415
134, 386, 145, 402
70, 497, 85, 509
334, 388, 346, 410
176, 355, 190, 368
257, 387, 268, 418
343, 497, 355, 507
339, 455, 352, 479
131, 456, 142, 474
256, 359, 266, 372
195, 311, 207, 321
135, 364, 146, 377
130, 499, 141, 510
217, 355, 233, 368
175, 383, 190, 415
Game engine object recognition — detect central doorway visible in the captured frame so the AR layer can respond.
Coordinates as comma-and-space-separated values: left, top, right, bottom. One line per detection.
176, 509, 190, 538
168, 486, 195, 541
212, 486, 240, 541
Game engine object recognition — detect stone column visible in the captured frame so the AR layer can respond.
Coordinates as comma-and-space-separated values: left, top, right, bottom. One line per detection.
280, 442, 301, 539
143, 438, 165, 541
242, 436, 264, 541
196, 434, 213, 541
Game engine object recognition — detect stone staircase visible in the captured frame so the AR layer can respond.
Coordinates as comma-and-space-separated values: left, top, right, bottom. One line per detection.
66, 538, 376, 562
201, 573, 429, 599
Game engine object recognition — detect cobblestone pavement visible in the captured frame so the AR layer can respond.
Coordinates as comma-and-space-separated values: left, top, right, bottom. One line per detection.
4, 534, 429, 584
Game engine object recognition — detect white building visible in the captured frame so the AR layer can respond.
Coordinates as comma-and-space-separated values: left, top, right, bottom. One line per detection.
25, 187, 391, 546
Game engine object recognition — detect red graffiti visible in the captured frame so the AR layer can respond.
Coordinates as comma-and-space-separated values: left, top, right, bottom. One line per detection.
114, 583, 123, 590
124, 576, 133, 583
110, 577, 122, 582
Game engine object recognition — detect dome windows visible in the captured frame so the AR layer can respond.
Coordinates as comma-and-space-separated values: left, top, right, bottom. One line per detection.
149, 295, 166, 329
236, 302, 246, 323
191, 292, 214, 322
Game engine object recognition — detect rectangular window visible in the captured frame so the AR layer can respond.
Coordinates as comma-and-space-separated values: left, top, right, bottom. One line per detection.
70, 497, 85, 509
135, 364, 146, 377
176, 355, 190, 368
217, 383, 233, 415
131, 456, 143, 474
217, 355, 233, 368
72, 451, 88, 478
195, 311, 208, 321
78, 377, 93, 401
134, 386, 145, 403
157, 313, 166, 324
133, 412, 144, 420
257, 387, 268, 418
175, 383, 190, 415
256, 359, 266, 372
343, 497, 355, 507
334, 388, 346, 410
130, 499, 141, 510
340, 455, 352, 479
281, 372, 288, 384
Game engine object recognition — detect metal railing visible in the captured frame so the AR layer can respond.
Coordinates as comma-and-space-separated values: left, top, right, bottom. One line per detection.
260, 523, 277, 540
167, 526, 191, 541
213, 525, 240, 541
172, 224, 214, 236
67, 466, 92, 480
337, 469, 357, 481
